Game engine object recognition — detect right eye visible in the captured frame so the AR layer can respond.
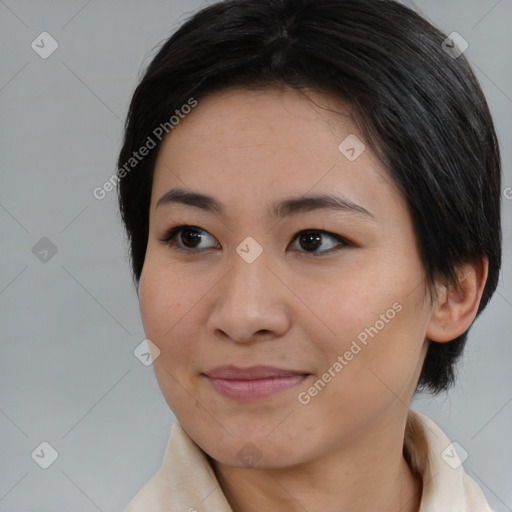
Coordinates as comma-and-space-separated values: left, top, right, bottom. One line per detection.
158, 225, 220, 253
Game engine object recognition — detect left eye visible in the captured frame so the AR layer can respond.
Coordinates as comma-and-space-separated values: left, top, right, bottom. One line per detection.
159, 225, 349, 256
288, 230, 348, 255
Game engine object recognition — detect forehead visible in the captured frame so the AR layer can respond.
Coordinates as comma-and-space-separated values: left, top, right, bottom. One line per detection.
151, 86, 402, 220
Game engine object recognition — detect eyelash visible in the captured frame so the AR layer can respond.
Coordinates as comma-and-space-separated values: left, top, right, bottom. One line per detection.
157, 224, 352, 258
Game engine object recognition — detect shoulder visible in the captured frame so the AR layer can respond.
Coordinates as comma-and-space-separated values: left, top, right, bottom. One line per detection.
122, 420, 233, 512
123, 467, 172, 512
405, 410, 493, 512
462, 474, 496, 512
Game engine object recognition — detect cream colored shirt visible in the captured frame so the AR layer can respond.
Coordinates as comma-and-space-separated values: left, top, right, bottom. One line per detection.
123, 410, 492, 511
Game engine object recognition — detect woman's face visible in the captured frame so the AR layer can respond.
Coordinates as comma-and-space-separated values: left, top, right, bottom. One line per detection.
139, 86, 432, 468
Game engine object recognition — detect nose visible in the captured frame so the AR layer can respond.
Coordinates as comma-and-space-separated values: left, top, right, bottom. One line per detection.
206, 249, 291, 344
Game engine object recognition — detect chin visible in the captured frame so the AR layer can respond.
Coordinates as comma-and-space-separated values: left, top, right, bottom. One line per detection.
203, 431, 304, 470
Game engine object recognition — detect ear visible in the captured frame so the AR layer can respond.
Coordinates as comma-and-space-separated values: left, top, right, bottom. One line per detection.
426, 256, 489, 343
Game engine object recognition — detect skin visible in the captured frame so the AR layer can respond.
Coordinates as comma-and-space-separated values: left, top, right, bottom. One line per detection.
138, 86, 488, 512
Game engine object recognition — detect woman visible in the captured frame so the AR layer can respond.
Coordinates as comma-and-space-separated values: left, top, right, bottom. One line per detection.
118, 0, 501, 510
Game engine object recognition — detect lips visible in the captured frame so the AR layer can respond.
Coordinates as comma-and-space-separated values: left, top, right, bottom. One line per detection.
203, 365, 310, 400
204, 365, 308, 379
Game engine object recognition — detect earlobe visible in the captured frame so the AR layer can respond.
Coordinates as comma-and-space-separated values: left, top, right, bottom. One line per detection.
426, 256, 489, 343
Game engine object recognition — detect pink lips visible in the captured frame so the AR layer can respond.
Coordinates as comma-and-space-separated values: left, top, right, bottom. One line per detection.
203, 365, 309, 400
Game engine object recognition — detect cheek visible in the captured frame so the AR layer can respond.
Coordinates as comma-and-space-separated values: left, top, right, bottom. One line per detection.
300, 266, 394, 350
310, 268, 427, 393
359, 301, 426, 394
138, 253, 218, 395
138, 258, 191, 347
138, 263, 164, 339
138, 259, 201, 413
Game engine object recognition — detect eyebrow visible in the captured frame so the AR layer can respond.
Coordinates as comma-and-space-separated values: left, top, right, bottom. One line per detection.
156, 187, 375, 220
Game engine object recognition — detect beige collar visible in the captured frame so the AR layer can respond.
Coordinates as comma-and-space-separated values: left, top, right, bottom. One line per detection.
124, 409, 492, 511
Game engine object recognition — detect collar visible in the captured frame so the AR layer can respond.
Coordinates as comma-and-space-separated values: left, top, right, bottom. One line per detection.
124, 409, 491, 511
404, 409, 491, 511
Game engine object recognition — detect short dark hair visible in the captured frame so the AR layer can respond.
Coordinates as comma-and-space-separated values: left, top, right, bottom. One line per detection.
116, 0, 502, 394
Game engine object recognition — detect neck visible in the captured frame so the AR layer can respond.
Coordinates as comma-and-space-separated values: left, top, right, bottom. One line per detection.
211, 412, 423, 512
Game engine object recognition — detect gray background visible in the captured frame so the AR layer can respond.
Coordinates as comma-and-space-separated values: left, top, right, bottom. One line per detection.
0, 0, 510, 511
